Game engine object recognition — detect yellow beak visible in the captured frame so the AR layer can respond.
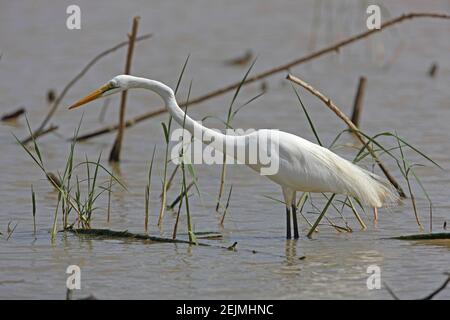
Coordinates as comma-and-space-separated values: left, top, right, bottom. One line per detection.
68, 84, 110, 110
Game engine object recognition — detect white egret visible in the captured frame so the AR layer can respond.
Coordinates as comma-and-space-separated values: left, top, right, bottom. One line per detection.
69, 75, 396, 239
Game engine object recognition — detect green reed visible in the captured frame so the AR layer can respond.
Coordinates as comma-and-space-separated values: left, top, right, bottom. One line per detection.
15, 115, 125, 240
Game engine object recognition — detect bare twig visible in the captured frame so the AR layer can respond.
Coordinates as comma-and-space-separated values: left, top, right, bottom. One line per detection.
168, 181, 194, 210
385, 273, 450, 300
109, 16, 140, 162
30, 124, 59, 141
421, 273, 450, 300
286, 73, 405, 197
384, 282, 400, 300
74, 12, 450, 142
21, 33, 152, 144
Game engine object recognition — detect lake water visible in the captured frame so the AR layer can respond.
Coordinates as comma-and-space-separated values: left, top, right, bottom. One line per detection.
0, 0, 449, 299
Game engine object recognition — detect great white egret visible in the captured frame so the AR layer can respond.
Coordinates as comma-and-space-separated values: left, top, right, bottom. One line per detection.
69, 75, 396, 239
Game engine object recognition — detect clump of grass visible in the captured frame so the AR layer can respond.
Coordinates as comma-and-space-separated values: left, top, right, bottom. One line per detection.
14, 115, 125, 240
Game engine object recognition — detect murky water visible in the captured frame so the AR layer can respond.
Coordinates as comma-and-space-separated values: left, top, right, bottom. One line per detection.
1, 0, 449, 299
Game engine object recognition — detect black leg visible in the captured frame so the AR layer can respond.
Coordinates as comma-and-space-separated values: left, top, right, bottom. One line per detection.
286, 206, 291, 239
292, 204, 299, 239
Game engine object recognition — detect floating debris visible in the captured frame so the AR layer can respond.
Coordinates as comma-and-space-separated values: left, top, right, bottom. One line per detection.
224, 50, 253, 66
1, 107, 25, 122
428, 62, 438, 78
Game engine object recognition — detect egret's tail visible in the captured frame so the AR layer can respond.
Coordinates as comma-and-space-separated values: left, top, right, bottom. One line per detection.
341, 164, 398, 208
358, 169, 398, 207
323, 152, 398, 207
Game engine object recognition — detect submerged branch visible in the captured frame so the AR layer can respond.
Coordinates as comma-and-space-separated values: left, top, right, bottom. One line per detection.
66, 228, 206, 245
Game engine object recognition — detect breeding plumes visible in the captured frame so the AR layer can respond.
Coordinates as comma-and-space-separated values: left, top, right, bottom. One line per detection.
69, 75, 396, 239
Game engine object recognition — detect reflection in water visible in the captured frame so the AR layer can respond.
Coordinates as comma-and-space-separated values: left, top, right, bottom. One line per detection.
284, 239, 299, 265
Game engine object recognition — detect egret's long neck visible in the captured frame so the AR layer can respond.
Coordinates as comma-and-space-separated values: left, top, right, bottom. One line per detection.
136, 77, 228, 145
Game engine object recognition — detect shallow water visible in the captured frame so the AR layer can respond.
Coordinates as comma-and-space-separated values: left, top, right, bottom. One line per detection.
1, 0, 449, 299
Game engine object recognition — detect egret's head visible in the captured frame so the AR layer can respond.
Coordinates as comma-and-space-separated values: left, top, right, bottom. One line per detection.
68, 75, 130, 110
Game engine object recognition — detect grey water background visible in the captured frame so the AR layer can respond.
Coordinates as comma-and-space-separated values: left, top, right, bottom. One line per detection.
0, 0, 449, 299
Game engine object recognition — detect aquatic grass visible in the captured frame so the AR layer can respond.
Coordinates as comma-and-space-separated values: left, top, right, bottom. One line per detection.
162, 164, 179, 197
291, 81, 440, 235
15, 116, 125, 239
145, 145, 156, 233
333, 128, 438, 230
172, 180, 184, 240
31, 185, 36, 235
182, 81, 196, 244
345, 197, 367, 230
181, 160, 196, 243
292, 85, 322, 146
220, 185, 233, 225
395, 134, 421, 228
158, 118, 172, 226
106, 175, 113, 222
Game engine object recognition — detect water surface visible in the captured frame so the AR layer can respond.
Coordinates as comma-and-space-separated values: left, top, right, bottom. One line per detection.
0, 0, 449, 299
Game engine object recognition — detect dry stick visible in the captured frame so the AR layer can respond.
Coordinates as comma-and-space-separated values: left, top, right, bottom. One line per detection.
169, 181, 194, 209
286, 73, 405, 198
74, 12, 450, 143
421, 273, 450, 300
350, 76, 367, 128
33, 125, 59, 140
385, 273, 450, 300
109, 16, 140, 162
21, 33, 152, 145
